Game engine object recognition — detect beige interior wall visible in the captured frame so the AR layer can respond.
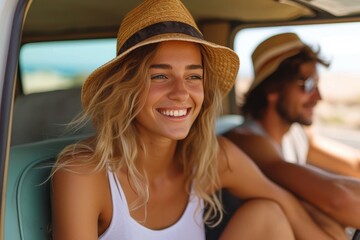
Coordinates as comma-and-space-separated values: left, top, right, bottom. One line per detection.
199, 22, 236, 115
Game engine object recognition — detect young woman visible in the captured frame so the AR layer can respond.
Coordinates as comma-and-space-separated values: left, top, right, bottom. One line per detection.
51, 0, 334, 239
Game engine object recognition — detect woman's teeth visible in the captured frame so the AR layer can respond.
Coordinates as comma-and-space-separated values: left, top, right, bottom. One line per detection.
160, 109, 187, 117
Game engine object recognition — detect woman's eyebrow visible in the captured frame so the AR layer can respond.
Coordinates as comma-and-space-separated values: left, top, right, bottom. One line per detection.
187, 64, 203, 70
150, 64, 171, 69
149, 64, 203, 70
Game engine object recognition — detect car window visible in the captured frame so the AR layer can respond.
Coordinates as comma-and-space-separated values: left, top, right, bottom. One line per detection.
234, 22, 360, 149
19, 39, 116, 94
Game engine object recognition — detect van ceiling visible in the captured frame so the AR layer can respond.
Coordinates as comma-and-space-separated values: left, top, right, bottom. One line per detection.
23, 0, 359, 41
23, 0, 313, 40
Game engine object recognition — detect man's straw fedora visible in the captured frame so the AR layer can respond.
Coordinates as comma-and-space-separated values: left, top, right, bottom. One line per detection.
81, 0, 240, 108
247, 32, 305, 92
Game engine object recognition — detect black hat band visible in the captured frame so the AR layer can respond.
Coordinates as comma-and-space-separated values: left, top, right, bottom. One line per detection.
118, 21, 204, 55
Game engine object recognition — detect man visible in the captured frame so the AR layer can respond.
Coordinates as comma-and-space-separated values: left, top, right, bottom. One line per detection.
225, 32, 360, 239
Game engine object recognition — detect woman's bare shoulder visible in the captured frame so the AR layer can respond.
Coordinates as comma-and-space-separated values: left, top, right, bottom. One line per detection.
52, 136, 108, 209
51, 136, 113, 239
54, 136, 98, 173
51, 160, 110, 239
51, 144, 109, 223
52, 153, 108, 198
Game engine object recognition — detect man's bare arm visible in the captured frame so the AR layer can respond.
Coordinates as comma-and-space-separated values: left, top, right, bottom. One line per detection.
225, 129, 360, 228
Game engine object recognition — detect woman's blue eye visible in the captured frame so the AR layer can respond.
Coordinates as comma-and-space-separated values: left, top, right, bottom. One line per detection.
188, 75, 202, 80
151, 74, 167, 80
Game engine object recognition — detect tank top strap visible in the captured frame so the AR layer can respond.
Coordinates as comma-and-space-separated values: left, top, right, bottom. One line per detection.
99, 171, 131, 240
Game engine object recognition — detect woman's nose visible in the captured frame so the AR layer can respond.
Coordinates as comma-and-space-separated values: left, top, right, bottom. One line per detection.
168, 78, 189, 102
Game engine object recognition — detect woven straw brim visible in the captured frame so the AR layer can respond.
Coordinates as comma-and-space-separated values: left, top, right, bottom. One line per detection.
247, 32, 305, 93
82, 33, 239, 109
247, 48, 301, 92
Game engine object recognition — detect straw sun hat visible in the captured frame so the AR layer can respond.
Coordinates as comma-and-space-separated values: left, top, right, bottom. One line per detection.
247, 32, 306, 92
81, 0, 240, 108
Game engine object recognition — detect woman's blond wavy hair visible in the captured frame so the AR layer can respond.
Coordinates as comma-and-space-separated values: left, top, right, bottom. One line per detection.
53, 42, 224, 226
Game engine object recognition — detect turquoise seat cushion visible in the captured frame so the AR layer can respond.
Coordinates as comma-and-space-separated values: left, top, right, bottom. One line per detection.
4, 135, 89, 240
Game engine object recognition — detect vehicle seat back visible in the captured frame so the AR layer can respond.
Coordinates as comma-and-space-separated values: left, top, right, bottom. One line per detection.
215, 115, 243, 135
4, 135, 88, 240
11, 88, 94, 146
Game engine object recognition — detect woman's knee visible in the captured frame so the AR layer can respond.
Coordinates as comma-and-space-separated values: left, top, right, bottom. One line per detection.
241, 199, 291, 227
220, 199, 295, 240
250, 199, 285, 218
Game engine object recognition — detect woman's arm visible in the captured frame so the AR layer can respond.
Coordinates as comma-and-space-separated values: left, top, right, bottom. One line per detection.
51, 165, 107, 240
217, 136, 333, 240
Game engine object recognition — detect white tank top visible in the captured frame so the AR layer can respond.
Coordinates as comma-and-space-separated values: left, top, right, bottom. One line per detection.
99, 171, 205, 240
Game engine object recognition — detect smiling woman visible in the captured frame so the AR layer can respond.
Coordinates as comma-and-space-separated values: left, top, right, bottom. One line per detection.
136, 41, 204, 140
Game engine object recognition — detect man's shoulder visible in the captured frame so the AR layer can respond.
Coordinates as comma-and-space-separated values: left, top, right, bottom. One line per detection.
225, 126, 280, 152
224, 127, 285, 165
231, 118, 267, 136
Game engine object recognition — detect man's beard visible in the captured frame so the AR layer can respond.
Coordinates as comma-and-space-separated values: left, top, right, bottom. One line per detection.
276, 94, 313, 126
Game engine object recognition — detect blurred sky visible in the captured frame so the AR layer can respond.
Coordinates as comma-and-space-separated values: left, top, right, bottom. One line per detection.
20, 39, 117, 75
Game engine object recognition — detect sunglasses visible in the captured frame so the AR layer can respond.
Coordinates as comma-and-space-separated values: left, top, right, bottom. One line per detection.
297, 77, 318, 94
